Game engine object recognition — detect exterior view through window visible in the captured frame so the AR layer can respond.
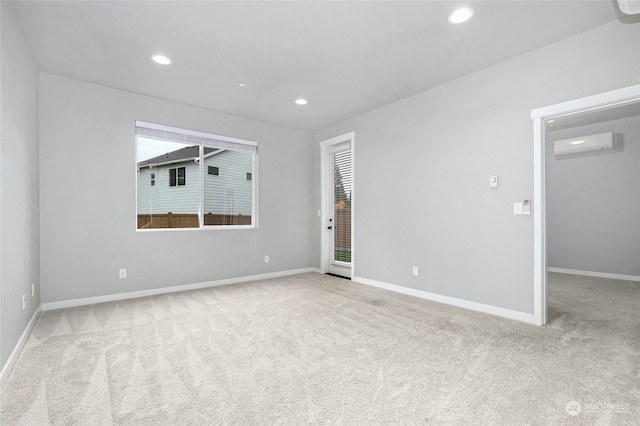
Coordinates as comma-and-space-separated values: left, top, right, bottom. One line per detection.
136, 121, 257, 230
332, 149, 352, 263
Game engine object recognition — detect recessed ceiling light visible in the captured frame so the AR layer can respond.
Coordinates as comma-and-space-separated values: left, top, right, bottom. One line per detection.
238, 82, 247, 87
569, 140, 587, 145
151, 54, 172, 65
295, 98, 308, 105
448, 7, 474, 24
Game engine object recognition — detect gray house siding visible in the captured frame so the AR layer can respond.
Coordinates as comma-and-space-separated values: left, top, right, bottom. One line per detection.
137, 150, 253, 218
204, 150, 252, 216
137, 161, 200, 215
137, 167, 158, 214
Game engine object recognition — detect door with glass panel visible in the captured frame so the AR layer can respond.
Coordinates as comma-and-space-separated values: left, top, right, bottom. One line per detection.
327, 142, 352, 278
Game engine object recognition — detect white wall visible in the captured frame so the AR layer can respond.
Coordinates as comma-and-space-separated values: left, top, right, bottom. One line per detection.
313, 20, 640, 315
547, 115, 640, 277
39, 73, 316, 304
0, 1, 40, 369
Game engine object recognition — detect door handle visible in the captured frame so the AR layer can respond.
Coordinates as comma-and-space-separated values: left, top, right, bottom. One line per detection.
327, 226, 333, 230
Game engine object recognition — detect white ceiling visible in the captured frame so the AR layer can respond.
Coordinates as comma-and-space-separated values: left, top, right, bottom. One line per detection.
14, 1, 620, 131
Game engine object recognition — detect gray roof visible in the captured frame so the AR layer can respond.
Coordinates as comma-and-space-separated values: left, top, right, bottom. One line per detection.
138, 145, 216, 167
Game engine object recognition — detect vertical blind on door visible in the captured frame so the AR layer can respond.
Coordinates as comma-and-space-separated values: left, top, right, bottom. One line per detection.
331, 148, 352, 263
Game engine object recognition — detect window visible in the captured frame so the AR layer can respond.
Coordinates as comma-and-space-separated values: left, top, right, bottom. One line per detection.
136, 121, 257, 230
169, 167, 186, 187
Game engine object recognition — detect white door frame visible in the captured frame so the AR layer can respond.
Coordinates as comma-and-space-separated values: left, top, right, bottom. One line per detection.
531, 83, 640, 326
320, 131, 355, 278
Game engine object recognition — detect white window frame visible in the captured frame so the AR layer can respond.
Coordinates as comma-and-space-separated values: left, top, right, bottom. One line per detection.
135, 121, 258, 232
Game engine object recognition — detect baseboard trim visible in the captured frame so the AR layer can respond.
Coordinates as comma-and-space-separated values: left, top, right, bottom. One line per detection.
352, 276, 536, 325
1, 306, 41, 389
547, 267, 640, 282
42, 267, 322, 311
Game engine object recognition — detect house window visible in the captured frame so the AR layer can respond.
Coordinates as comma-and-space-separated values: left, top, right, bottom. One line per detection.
169, 167, 186, 187
135, 121, 257, 230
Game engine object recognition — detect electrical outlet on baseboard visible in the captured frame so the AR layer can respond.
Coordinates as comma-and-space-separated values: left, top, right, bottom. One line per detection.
264, 255, 270, 263
119, 269, 127, 279
412, 266, 419, 276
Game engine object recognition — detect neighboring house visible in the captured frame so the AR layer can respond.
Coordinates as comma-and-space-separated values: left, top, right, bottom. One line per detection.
137, 145, 252, 226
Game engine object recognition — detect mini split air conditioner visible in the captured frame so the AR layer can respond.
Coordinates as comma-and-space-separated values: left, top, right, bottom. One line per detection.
618, 0, 640, 15
553, 132, 614, 157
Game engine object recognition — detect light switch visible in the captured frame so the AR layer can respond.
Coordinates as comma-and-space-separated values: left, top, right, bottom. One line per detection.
489, 176, 498, 188
513, 203, 523, 215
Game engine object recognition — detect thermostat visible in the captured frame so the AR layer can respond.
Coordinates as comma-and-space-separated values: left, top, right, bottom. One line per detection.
489, 176, 498, 188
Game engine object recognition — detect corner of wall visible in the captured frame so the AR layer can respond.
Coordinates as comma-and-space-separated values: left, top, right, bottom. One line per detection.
0, 0, 42, 374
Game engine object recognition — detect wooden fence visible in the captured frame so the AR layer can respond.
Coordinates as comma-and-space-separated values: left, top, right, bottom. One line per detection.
334, 207, 351, 251
137, 213, 251, 229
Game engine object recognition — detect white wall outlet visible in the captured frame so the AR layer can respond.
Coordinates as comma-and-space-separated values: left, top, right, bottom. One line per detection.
119, 269, 127, 279
264, 255, 270, 263
412, 266, 419, 276
22, 294, 26, 310
32, 283, 35, 298
514, 202, 523, 215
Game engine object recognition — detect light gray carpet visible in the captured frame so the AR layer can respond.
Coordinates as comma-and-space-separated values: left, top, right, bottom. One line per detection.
1, 272, 638, 424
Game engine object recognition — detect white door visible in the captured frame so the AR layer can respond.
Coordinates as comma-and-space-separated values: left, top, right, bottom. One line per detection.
324, 140, 352, 278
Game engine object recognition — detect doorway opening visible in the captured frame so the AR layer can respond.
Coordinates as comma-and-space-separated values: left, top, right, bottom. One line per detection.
320, 132, 355, 279
531, 84, 640, 325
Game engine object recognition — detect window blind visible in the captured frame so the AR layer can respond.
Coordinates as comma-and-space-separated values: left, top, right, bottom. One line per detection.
136, 121, 257, 153
331, 148, 352, 264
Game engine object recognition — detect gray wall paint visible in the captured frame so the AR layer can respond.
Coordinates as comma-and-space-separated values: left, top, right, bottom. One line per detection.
1, 1, 40, 368
39, 73, 316, 303
313, 21, 640, 314
547, 115, 640, 276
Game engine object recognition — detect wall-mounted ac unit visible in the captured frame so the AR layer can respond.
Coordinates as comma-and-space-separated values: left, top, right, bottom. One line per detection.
617, 0, 640, 15
553, 132, 614, 157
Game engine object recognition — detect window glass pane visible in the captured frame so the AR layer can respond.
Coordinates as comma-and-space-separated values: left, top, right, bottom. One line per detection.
135, 123, 257, 231
177, 167, 186, 186
333, 149, 351, 263
203, 150, 253, 226
136, 137, 200, 229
